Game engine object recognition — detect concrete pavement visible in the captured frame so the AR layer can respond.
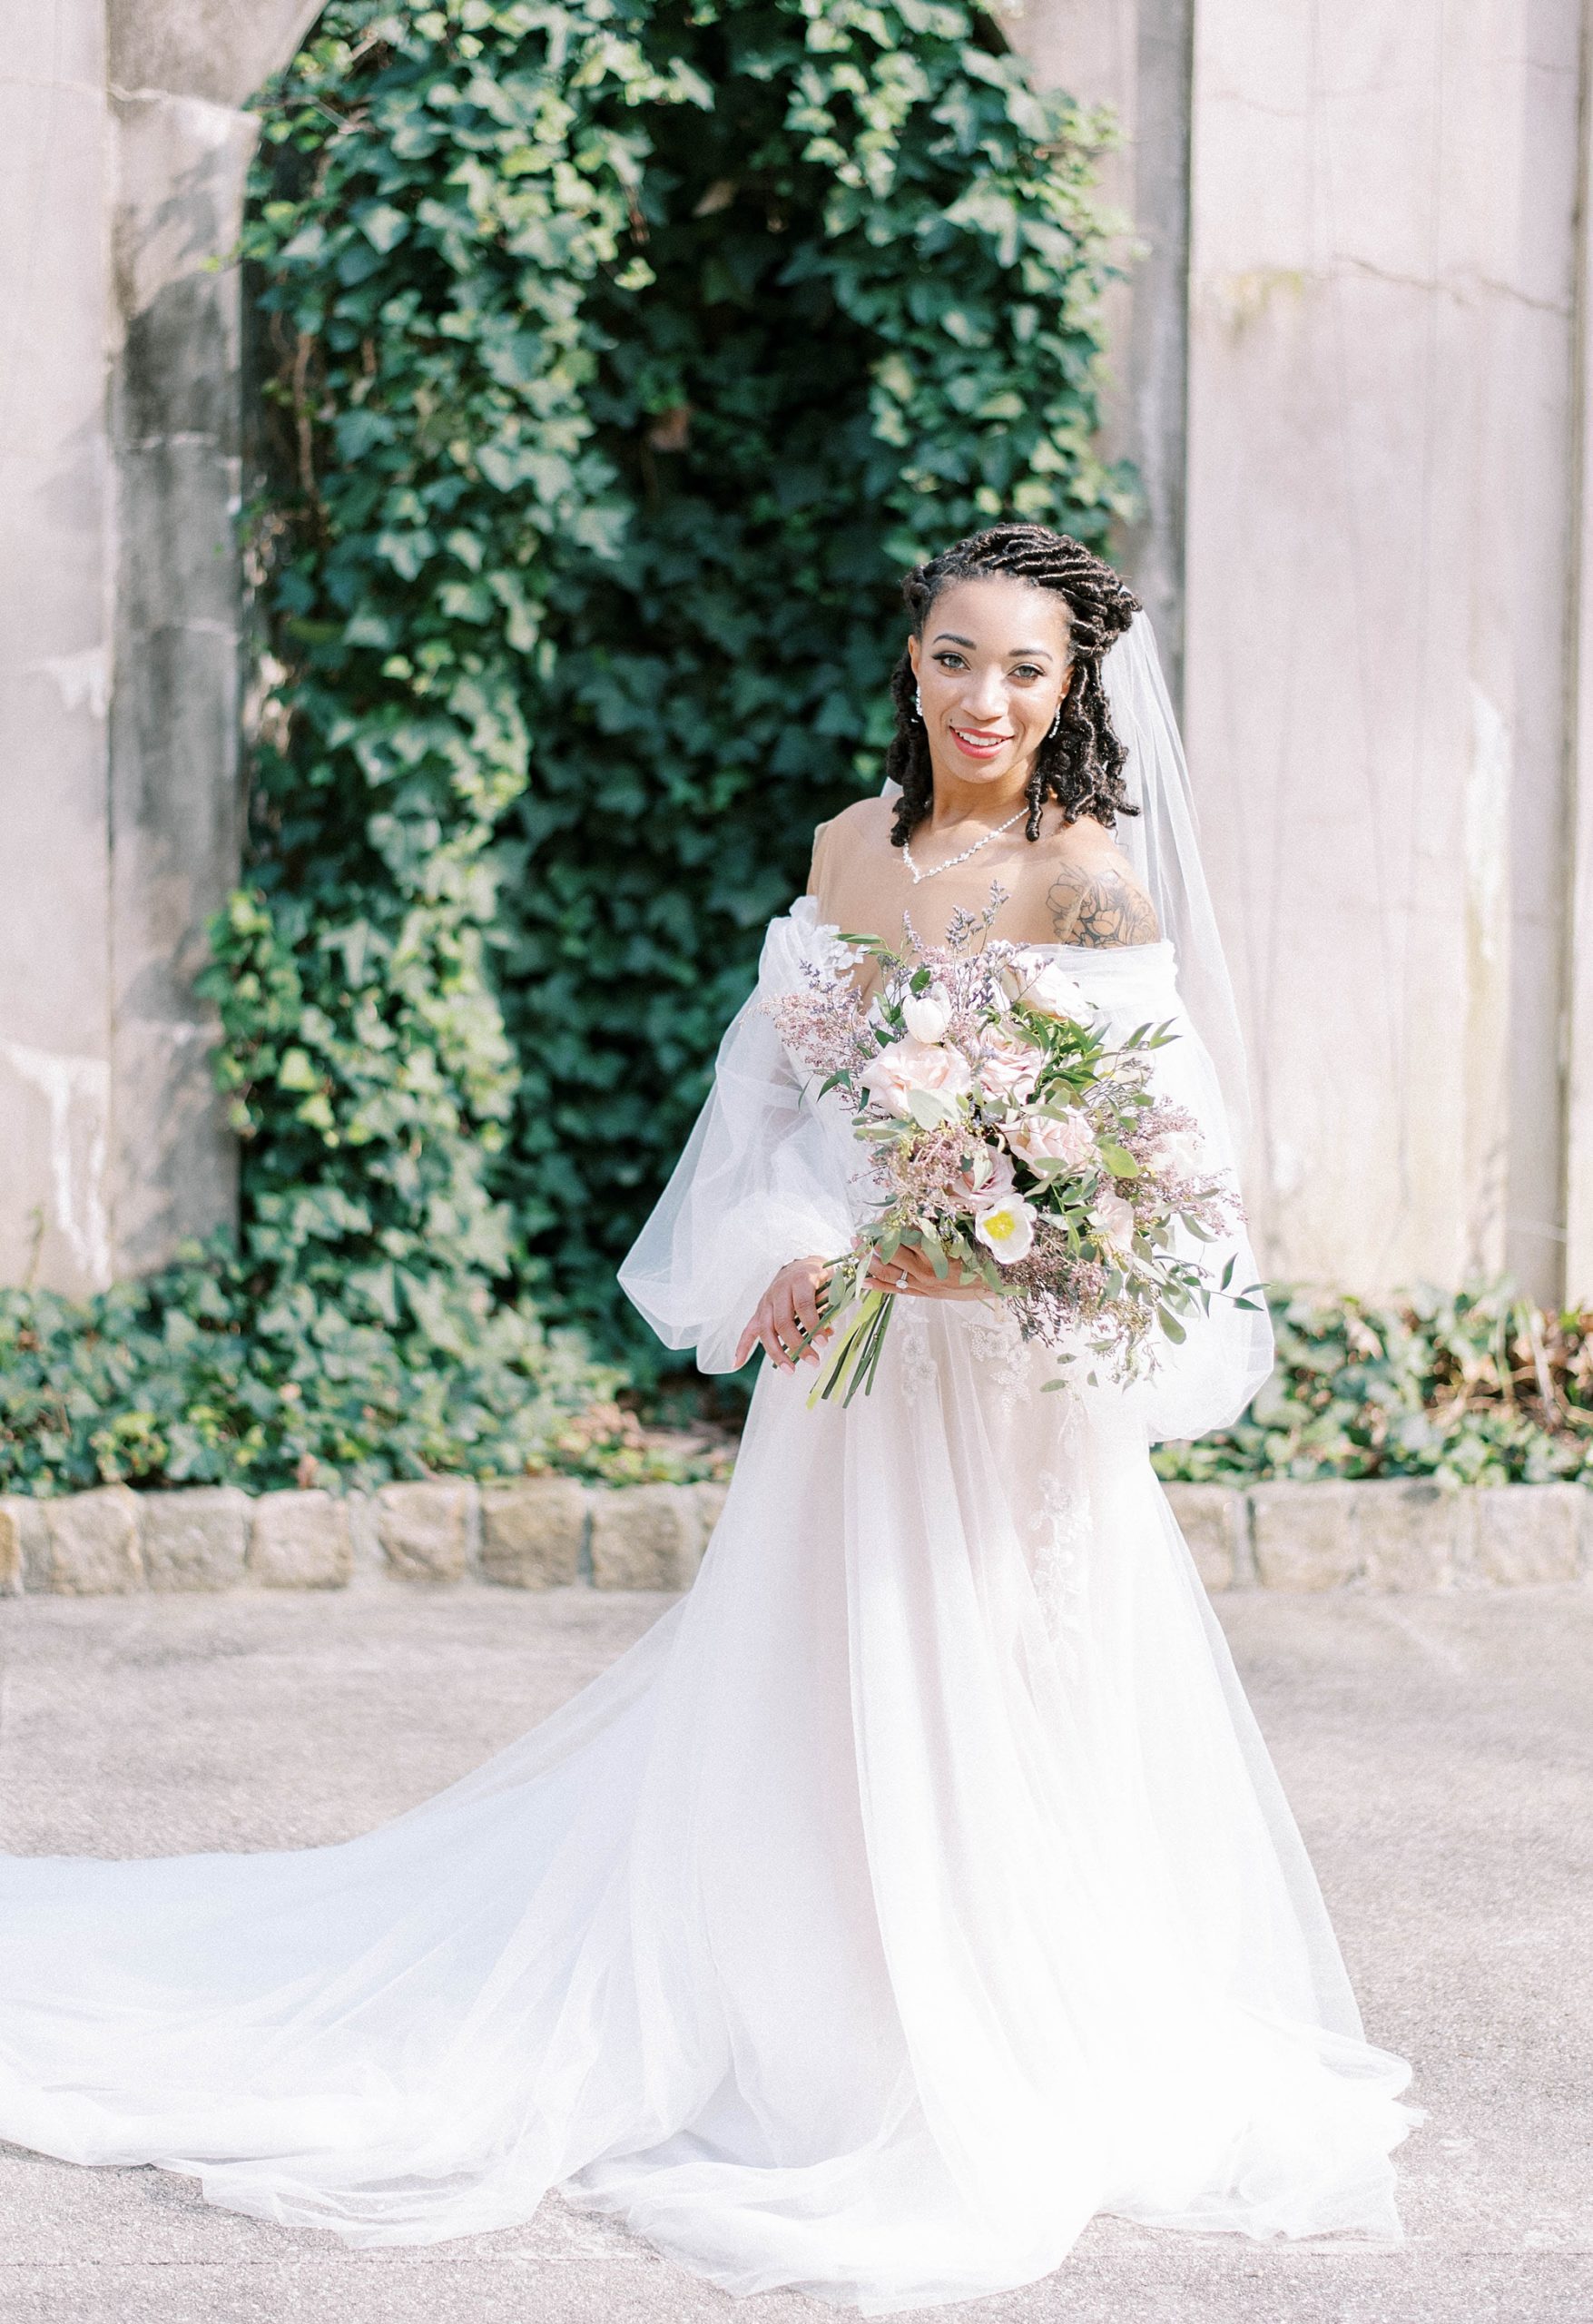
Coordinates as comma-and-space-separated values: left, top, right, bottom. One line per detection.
0, 1583, 1589, 2324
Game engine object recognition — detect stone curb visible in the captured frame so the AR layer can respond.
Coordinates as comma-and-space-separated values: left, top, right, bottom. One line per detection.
0, 1479, 727, 1599
1170, 1478, 1592, 1593
0, 1478, 1588, 1599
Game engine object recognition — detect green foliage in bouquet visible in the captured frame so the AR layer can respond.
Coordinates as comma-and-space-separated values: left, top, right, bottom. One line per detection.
769, 926, 1254, 1406
229, 0, 1132, 1367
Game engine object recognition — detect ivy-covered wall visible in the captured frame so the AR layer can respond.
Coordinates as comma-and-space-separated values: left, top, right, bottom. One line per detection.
229, 0, 1132, 1369
9, 5, 1591, 1498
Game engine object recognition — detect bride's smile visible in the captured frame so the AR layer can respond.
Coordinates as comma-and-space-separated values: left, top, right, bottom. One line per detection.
910, 569, 1073, 803
949, 722, 1011, 756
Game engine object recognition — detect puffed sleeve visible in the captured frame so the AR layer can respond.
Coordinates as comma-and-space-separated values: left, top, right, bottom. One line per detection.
1126, 993, 1273, 1443
1077, 959, 1273, 1443
617, 906, 857, 1374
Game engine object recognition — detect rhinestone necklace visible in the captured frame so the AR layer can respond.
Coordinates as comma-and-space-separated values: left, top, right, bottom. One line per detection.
901, 804, 1027, 885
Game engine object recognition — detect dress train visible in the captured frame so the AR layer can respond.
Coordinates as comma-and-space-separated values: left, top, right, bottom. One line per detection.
0, 903, 1414, 2311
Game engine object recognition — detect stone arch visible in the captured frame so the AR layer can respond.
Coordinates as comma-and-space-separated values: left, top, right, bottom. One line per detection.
0, 0, 1138, 1301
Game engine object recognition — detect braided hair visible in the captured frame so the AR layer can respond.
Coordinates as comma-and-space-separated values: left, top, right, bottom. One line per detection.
885, 523, 1142, 846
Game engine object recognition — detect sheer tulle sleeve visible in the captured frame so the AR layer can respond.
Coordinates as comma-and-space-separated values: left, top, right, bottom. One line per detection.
618, 909, 857, 1374
1049, 942, 1272, 1443
1109, 971, 1273, 1444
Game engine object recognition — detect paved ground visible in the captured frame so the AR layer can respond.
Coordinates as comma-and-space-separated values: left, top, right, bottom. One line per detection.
0, 1582, 1588, 2324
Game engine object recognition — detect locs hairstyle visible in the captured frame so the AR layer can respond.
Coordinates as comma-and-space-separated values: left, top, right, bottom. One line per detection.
884, 523, 1143, 846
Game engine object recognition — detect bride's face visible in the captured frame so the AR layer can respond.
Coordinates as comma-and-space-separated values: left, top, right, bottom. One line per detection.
907, 575, 1073, 793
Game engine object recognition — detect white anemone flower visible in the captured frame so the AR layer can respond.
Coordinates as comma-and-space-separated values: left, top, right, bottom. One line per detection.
972, 1195, 1037, 1265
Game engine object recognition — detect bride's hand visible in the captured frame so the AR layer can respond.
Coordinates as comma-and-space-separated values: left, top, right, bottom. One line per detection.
863, 1246, 990, 1302
735, 1256, 834, 1373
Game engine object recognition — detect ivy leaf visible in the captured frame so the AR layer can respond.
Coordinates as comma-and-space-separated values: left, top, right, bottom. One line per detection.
356, 203, 411, 253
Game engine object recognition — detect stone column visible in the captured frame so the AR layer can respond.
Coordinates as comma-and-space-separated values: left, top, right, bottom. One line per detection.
0, 2, 117, 1291
1182, 0, 1583, 1304
0, 0, 319, 1296
1006, 0, 1195, 702
1560, 5, 1593, 1304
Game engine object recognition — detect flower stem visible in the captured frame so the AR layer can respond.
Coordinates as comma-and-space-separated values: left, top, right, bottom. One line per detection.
808, 1289, 893, 1408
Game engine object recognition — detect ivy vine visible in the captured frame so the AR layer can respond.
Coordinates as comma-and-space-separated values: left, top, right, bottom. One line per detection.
228, 0, 1131, 1376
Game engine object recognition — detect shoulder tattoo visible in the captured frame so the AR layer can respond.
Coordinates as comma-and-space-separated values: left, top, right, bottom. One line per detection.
1045, 862, 1160, 948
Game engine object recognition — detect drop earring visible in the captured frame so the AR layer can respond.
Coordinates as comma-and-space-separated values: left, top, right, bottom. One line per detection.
1048, 701, 1063, 737
915, 685, 924, 720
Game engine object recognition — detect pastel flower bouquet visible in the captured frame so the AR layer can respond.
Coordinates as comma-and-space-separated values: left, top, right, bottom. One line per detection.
769, 902, 1258, 1405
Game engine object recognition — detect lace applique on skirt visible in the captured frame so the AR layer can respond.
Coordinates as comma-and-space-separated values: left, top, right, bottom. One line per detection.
1027, 1398, 1091, 1654
892, 1302, 939, 1398
966, 1306, 1032, 1401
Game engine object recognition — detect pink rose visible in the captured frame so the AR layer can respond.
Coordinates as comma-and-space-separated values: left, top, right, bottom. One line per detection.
1092, 1190, 1136, 1254
977, 1028, 1042, 1107
954, 1147, 1017, 1206
1006, 1108, 1096, 1172
1010, 957, 1089, 1020
860, 1036, 974, 1122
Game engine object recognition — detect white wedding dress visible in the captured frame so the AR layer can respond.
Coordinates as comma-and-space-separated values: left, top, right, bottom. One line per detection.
0, 896, 1415, 2314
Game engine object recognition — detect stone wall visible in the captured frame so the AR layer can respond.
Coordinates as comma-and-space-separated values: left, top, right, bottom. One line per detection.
3, 1478, 1588, 1599
10, 0, 1593, 1319
0, 0, 318, 1296
1184, 0, 1587, 1311
1017, 0, 1593, 1311
1005, 0, 1193, 696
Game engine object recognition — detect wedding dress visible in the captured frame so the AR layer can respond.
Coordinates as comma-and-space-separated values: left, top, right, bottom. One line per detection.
0, 625, 1416, 2313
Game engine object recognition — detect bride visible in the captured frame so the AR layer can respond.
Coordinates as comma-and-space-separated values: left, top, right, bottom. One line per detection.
0, 523, 1415, 2312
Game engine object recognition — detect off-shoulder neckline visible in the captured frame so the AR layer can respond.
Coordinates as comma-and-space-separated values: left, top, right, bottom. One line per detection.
783, 892, 1175, 967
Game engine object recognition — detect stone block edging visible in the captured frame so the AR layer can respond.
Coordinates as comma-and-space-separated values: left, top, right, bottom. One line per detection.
0, 1477, 1587, 1598
1166, 1479, 1592, 1594
0, 1478, 730, 1599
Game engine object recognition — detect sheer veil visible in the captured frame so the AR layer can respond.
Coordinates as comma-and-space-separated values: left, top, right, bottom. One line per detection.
881, 609, 1251, 1157
1102, 612, 1250, 1154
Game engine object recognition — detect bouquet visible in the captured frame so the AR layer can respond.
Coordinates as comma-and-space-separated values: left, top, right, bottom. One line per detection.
769, 899, 1259, 1404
